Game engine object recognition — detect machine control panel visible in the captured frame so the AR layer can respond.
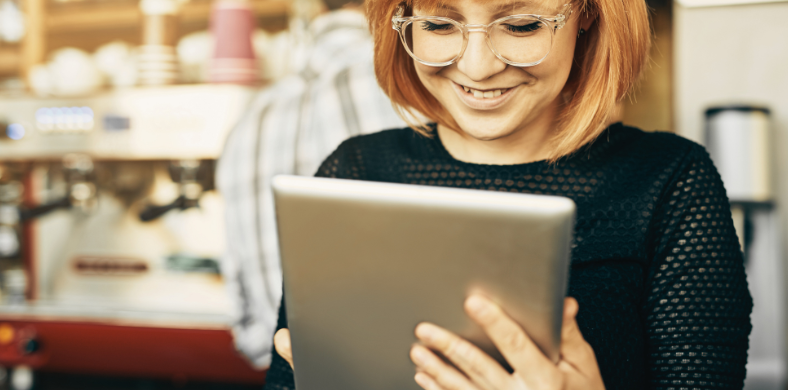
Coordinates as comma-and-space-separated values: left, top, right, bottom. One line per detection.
0, 85, 256, 160
35, 106, 95, 133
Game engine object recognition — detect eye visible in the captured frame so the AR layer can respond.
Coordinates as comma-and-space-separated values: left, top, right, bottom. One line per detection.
420, 21, 456, 32
504, 21, 543, 34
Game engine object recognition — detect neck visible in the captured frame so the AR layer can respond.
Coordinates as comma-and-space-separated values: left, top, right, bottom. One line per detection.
437, 100, 559, 165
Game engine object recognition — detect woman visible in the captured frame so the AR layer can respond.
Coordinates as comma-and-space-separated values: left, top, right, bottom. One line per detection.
265, 0, 753, 388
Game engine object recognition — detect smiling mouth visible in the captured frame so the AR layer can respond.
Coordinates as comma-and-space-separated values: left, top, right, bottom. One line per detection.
458, 84, 512, 99
451, 81, 519, 110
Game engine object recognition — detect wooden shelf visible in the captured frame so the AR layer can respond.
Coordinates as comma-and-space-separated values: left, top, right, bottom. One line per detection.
46, 1, 140, 32
0, 46, 21, 76
46, 0, 290, 33
181, 0, 290, 23
3, 0, 289, 86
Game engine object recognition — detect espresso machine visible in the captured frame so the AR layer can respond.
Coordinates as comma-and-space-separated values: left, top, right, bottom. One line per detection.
0, 85, 265, 385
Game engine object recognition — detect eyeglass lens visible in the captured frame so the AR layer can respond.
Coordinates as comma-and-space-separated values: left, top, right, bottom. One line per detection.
404, 17, 553, 65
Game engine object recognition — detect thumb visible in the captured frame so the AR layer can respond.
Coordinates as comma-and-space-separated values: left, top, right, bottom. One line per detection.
558, 297, 597, 373
274, 328, 294, 369
561, 297, 581, 344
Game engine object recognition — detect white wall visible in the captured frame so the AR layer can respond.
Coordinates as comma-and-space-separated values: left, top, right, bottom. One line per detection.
674, 2, 788, 388
674, 2, 788, 144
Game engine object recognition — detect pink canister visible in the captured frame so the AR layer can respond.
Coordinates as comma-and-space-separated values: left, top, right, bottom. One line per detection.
208, 0, 259, 84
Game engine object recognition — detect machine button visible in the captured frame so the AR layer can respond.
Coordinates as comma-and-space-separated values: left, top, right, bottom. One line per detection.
0, 323, 14, 344
11, 365, 33, 390
0, 122, 26, 140
0, 226, 20, 257
20, 338, 39, 355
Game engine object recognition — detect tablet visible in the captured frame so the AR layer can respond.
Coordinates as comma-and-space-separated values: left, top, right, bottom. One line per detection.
273, 175, 575, 390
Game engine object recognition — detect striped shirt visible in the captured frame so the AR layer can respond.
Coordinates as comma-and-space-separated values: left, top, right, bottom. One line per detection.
216, 9, 405, 368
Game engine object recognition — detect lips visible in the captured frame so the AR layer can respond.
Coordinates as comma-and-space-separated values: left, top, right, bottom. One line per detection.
452, 81, 517, 110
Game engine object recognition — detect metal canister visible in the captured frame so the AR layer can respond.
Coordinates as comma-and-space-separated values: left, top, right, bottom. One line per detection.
705, 105, 772, 204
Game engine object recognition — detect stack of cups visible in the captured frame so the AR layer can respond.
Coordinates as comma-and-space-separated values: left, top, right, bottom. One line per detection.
208, 0, 258, 85
138, 0, 180, 85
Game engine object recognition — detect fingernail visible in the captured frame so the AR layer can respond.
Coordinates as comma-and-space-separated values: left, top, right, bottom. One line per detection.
466, 295, 488, 315
415, 323, 435, 341
411, 345, 429, 364
414, 372, 431, 387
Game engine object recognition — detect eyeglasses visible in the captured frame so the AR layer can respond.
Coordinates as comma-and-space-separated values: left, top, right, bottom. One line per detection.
391, 4, 572, 68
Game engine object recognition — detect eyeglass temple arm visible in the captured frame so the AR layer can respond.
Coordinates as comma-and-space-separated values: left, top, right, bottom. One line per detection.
392, 5, 405, 31
550, 4, 572, 30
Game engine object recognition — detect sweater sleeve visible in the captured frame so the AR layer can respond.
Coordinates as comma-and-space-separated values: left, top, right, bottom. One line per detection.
643, 144, 753, 389
263, 139, 365, 390
313, 136, 368, 180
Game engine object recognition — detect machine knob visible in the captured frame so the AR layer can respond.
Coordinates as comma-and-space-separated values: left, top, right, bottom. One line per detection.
20, 338, 40, 355
0, 225, 20, 257
0, 122, 25, 140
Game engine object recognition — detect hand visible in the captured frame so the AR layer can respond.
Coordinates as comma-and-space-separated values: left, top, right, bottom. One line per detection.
273, 328, 294, 369
410, 296, 605, 390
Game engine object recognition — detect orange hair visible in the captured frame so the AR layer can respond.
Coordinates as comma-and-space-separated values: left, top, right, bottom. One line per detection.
366, 0, 651, 161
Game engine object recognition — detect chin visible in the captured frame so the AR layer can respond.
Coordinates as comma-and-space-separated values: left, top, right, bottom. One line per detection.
453, 113, 520, 141
459, 128, 506, 141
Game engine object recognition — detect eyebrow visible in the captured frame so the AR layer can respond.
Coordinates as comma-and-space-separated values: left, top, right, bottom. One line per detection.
493, 1, 555, 15
494, 1, 535, 11
435, 3, 459, 13
434, 1, 554, 17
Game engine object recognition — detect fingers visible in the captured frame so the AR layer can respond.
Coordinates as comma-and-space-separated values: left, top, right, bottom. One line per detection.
414, 323, 510, 390
273, 328, 294, 369
410, 344, 477, 390
464, 295, 554, 373
560, 297, 582, 347
558, 297, 602, 380
414, 372, 446, 390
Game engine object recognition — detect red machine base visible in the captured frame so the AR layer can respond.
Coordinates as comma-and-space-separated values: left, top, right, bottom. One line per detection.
0, 318, 266, 384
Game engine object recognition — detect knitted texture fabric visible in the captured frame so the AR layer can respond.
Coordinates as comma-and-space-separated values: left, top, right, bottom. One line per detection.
264, 124, 753, 390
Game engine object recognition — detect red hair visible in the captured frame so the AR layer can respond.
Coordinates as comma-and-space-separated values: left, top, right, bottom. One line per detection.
366, 0, 651, 161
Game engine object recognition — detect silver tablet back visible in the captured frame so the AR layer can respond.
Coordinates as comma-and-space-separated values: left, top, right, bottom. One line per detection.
273, 175, 575, 390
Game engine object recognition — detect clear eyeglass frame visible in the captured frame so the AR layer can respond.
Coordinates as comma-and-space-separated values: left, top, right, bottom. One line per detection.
391, 3, 572, 68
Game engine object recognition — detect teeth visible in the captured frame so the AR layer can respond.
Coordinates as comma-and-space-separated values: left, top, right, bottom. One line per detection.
462, 86, 508, 99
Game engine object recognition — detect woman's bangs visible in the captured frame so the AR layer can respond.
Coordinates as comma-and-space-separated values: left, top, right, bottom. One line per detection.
408, 0, 446, 14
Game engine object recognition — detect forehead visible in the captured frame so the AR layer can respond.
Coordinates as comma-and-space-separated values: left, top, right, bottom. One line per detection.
412, 0, 562, 15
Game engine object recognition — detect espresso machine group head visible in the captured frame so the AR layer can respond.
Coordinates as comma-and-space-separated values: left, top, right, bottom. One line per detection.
139, 159, 210, 222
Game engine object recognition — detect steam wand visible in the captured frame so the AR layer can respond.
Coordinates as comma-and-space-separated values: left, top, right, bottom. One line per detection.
19, 197, 71, 221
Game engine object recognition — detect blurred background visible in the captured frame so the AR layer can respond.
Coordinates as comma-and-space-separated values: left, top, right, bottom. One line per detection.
0, 0, 785, 388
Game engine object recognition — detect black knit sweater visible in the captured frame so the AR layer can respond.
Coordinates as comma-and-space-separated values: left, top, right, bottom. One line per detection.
264, 123, 753, 390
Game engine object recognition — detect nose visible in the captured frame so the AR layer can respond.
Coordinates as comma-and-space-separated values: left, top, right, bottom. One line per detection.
456, 31, 507, 81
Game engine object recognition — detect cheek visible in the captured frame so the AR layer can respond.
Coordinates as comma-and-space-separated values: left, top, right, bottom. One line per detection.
526, 33, 577, 86
414, 62, 442, 85
413, 63, 453, 104
551, 31, 578, 73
